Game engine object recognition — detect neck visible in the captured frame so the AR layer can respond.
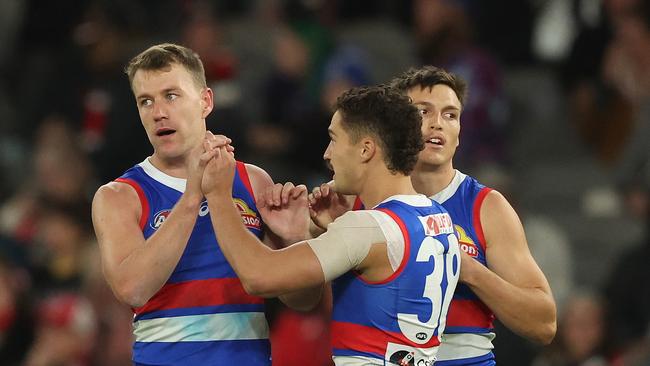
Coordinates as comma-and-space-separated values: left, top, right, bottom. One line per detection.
411, 161, 456, 197
149, 152, 192, 179
358, 168, 418, 209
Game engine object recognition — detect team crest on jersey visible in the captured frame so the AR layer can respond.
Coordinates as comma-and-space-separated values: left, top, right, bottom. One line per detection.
151, 209, 172, 229
233, 198, 261, 230
419, 213, 454, 237
455, 225, 479, 258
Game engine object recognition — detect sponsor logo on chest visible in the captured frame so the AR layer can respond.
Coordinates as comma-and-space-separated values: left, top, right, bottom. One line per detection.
149, 198, 261, 231
419, 213, 454, 236
233, 198, 262, 230
455, 225, 479, 258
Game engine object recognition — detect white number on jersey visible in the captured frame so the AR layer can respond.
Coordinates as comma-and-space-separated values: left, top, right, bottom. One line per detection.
397, 233, 460, 344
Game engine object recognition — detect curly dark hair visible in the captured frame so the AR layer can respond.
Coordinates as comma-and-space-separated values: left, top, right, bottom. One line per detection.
124, 43, 207, 90
335, 85, 423, 175
390, 66, 467, 107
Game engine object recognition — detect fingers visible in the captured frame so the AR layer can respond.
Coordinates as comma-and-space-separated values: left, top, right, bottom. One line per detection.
320, 182, 331, 197
281, 182, 297, 205
291, 184, 308, 199
308, 183, 332, 206
204, 131, 235, 153
259, 183, 281, 209
206, 131, 232, 147
260, 182, 307, 208
272, 183, 283, 206
308, 186, 321, 206
199, 144, 220, 166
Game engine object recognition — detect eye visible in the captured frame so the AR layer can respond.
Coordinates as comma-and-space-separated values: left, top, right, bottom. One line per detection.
443, 112, 457, 120
418, 108, 428, 116
140, 98, 152, 107
166, 93, 178, 101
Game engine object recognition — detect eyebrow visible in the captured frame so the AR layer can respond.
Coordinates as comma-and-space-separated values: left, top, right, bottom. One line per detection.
413, 101, 461, 111
136, 87, 181, 100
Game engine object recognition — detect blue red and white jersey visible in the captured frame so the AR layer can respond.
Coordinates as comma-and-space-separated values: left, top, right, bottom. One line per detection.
431, 170, 496, 365
331, 195, 461, 365
115, 158, 271, 366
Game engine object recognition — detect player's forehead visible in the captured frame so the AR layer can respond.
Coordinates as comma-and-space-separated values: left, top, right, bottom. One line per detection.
132, 63, 194, 95
408, 84, 461, 110
328, 111, 345, 135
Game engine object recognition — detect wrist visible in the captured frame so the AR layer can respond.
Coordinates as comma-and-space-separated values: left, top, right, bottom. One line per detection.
282, 232, 311, 245
205, 191, 232, 206
180, 191, 204, 211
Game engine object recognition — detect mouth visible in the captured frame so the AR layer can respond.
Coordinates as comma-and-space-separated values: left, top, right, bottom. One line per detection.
425, 136, 445, 147
156, 128, 176, 137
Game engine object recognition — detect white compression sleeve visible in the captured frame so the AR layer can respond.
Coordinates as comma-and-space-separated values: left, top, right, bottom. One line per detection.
307, 210, 404, 282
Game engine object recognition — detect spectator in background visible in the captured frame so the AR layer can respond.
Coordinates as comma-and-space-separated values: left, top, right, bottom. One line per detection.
24, 292, 97, 366
602, 194, 650, 363
562, 0, 650, 164
532, 291, 607, 366
0, 252, 34, 366
252, 16, 333, 182
412, 0, 509, 173
0, 116, 94, 245
182, 1, 250, 156
30, 198, 94, 294
297, 44, 371, 186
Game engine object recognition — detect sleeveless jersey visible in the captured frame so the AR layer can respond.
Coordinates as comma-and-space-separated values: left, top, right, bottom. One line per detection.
115, 158, 271, 366
431, 170, 496, 365
331, 195, 461, 365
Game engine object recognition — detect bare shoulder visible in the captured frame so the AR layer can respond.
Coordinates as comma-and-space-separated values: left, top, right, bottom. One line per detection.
480, 190, 526, 250
242, 162, 274, 196
92, 181, 141, 220
480, 190, 522, 226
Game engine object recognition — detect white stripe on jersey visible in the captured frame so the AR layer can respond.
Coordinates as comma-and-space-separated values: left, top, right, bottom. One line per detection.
333, 355, 383, 365
435, 332, 495, 361
133, 312, 269, 342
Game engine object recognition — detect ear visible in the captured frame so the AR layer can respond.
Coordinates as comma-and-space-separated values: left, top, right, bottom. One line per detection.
359, 137, 376, 163
200, 87, 214, 118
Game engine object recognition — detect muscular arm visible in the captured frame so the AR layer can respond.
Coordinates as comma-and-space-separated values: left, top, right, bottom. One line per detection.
239, 164, 325, 310
205, 191, 325, 297
460, 191, 557, 344
92, 182, 202, 307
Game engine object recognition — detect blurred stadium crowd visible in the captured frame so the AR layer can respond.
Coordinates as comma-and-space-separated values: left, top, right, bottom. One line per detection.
0, 0, 649, 365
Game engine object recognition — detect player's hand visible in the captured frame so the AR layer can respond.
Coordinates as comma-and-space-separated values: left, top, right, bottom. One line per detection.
186, 131, 230, 199
308, 181, 355, 230
258, 182, 310, 245
202, 137, 236, 197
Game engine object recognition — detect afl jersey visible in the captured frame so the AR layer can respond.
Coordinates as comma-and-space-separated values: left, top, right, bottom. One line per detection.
331, 195, 461, 365
431, 170, 496, 365
115, 158, 271, 366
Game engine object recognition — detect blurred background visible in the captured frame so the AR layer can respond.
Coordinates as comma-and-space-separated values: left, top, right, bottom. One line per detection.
0, 0, 648, 365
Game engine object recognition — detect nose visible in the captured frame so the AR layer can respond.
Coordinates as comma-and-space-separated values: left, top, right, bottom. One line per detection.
152, 101, 168, 122
323, 141, 332, 160
426, 113, 443, 130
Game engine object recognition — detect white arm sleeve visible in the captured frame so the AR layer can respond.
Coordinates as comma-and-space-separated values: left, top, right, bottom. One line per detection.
307, 210, 405, 282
